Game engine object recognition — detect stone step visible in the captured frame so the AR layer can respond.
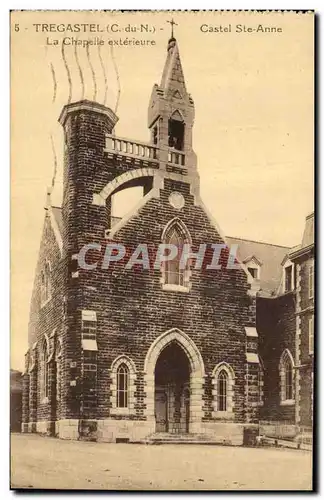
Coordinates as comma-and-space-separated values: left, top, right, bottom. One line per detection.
148, 433, 212, 439
141, 433, 232, 446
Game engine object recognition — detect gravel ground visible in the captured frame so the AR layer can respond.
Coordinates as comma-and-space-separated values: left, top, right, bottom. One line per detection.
10, 433, 312, 491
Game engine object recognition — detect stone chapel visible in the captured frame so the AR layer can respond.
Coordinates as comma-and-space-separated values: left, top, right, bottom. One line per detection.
21, 35, 314, 444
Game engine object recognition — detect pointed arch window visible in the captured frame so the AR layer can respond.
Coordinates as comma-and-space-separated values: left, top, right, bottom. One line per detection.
212, 363, 235, 417
111, 356, 136, 415
217, 370, 228, 411
40, 337, 50, 402
55, 338, 62, 405
162, 219, 191, 291
279, 350, 295, 404
166, 227, 184, 286
285, 363, 293, 399
168, 110, 185, 151
117, 363, 129, 408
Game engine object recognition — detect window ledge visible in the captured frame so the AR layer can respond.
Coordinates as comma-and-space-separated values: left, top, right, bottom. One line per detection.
162, 283, 190, 293
41, 397, 49, 404
280, 399, 295, 406
212, 411, 234, 420
110, 407, 133, 416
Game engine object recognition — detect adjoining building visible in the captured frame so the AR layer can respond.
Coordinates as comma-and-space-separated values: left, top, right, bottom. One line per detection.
11, 369, 23, 433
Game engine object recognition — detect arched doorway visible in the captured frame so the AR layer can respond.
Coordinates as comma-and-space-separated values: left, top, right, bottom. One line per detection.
154, 342, 190, 434
144, 328, 205, 435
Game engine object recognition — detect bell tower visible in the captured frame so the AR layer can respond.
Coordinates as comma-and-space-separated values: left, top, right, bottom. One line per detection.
148, 29, 197, 172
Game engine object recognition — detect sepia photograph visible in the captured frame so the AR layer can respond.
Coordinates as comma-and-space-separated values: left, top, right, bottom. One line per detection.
10, 10, 314, 491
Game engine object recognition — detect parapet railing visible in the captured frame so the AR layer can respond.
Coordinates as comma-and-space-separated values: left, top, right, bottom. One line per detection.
168, 148, 185, 166
105, 134, 186, 166
105, 134, 158, 160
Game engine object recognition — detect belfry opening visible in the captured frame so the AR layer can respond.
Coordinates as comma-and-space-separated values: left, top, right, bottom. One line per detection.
168, 111, 185, 150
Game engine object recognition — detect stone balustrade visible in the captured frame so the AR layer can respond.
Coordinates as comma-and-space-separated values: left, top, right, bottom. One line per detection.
105, 135, 158, 160
105, 134, 186, 166
168, 148, 185, 166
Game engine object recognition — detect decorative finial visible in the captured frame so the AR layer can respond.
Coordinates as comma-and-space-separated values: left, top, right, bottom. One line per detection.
167, 18, 178, 39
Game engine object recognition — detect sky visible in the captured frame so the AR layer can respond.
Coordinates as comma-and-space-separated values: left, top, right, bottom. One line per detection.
11, 11, 314, 370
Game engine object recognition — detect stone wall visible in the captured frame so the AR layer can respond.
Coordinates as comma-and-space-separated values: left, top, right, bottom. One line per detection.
258, 294, 296, 422
22, 208, 64, 432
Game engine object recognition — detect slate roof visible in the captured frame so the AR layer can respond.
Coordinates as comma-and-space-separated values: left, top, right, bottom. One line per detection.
301, 212, 314, 249
226, 236, 290, 297
288, 212, 314, 260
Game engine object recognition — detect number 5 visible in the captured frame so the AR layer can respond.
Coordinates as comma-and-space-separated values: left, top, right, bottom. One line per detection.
14, 24, 19, 32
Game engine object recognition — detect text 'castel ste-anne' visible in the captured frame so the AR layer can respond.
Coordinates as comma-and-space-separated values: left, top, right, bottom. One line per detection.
200, 24, 283, 33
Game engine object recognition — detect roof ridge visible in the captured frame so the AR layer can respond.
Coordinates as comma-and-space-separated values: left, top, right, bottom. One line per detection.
226, 235, 291, 249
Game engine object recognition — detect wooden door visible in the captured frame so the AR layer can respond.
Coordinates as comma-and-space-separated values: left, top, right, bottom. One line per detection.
155, 390, 168, 432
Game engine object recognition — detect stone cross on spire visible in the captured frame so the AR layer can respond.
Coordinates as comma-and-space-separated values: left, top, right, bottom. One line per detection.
166, 18, 178, 39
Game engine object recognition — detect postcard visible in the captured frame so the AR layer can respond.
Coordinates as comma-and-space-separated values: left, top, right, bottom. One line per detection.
10, 10, 314, 491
